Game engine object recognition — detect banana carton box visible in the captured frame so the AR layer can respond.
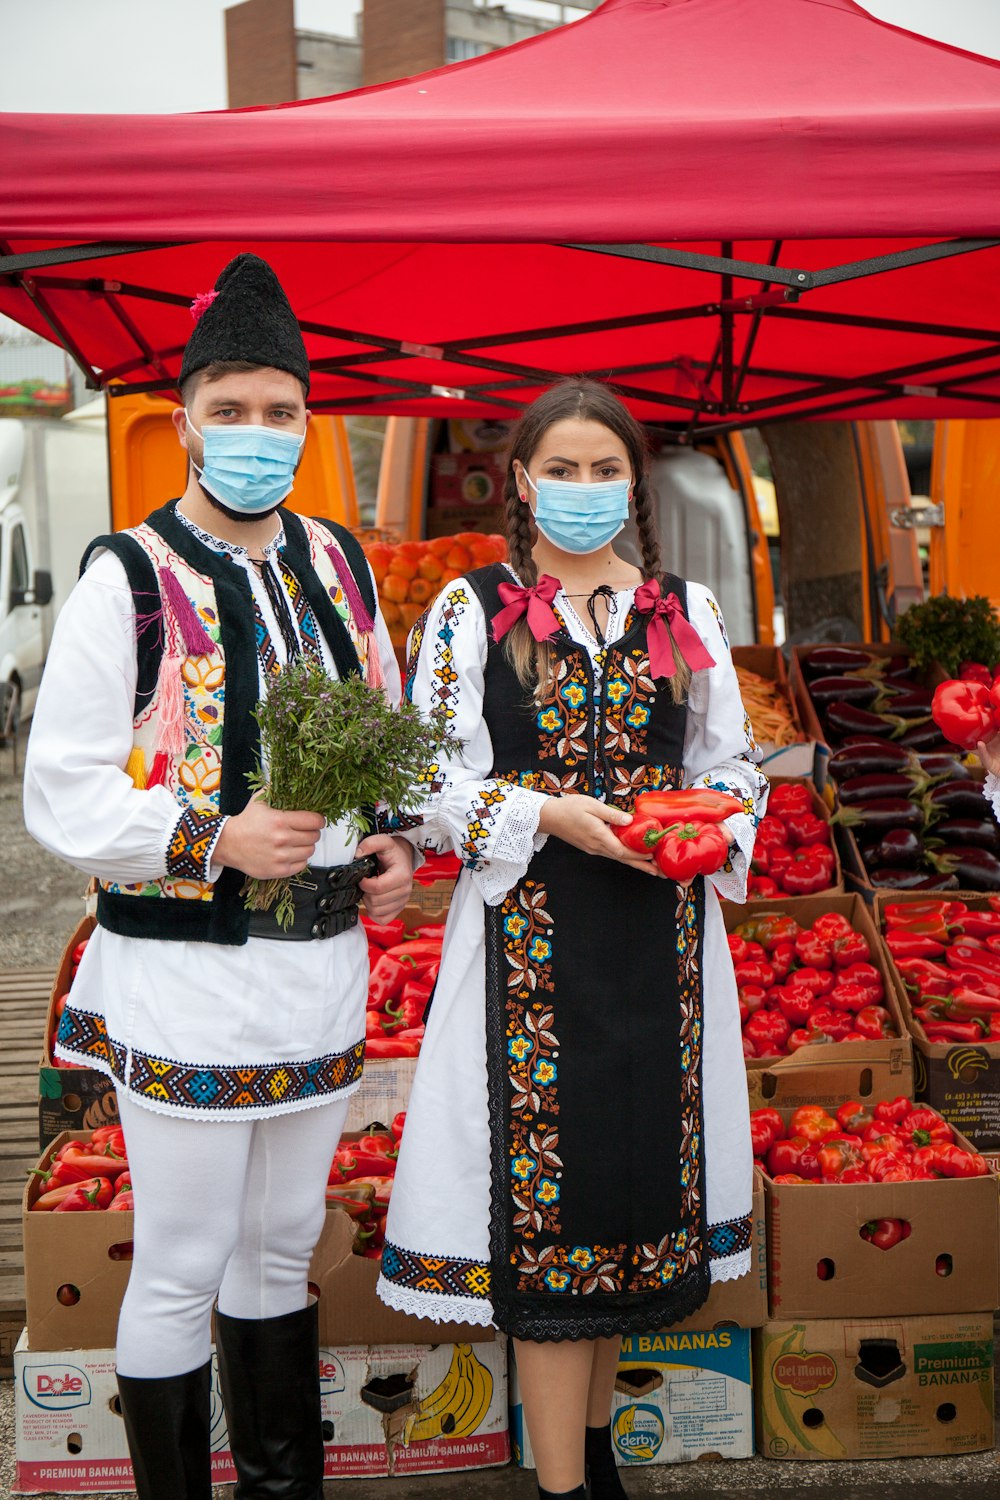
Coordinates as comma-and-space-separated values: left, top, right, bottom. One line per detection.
510, 1327, 753, 1469
12, 1329, 508, 1493
754, 1312, 994, 1460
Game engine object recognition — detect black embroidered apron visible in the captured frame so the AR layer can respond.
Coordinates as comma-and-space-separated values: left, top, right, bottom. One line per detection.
466, 564, 710, 1341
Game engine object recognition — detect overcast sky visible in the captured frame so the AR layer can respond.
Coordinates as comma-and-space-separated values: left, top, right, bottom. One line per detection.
1, 0, 1000, 113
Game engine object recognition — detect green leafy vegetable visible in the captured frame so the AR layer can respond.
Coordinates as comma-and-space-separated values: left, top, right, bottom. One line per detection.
895, 594, 1000, 680
243, 659, 454, 927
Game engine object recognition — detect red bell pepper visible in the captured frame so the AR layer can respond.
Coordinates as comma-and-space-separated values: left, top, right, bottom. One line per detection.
794, 931, 834, 970
734, 914, 802, 950
743, 1010, 791, 1056
806, 1006, 855, 1041
756, 816, 790, 850
928, 1143, 990, 1178
750, 1109, 785, 1158
931, 678, 998, 751
901, 1108, 953, 1147
854, 1005, 895, 1041
738, 984, 768, 1021
728, 935, 749, 964
789, 1106, 839, 1143
635, 788, 744, 823
788, 966, 836, 998
811, 912, 854, 942
108, 1191, 135, 1212
772, 984, 815, 1029
368, 953, 408, 1010
767, 783, 813, 819
53, 1177, 115, 1212
861, 1217, 906, 1250
767, 1137, 816, 1178
836, 1101, 874, 1134
873, 1096, 912, 1128
828, 981, 872, 1014
390, 1111, 406, 1143
784, 812, 830, 848
365, 1028, 424, 1058
778, 846, 835, 896
614, 815, 665, 854
734, 959, 777, 989
360, 916, 405, 949
831, 930, 871, 967
838, 962, 884, 1003
770, 941, 797, 982
652, 820, 731, 880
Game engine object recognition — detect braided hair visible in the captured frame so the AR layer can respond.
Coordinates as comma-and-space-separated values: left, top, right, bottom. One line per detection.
501, 379, 690, 703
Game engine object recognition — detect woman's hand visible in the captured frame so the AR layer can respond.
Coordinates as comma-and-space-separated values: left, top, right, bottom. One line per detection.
357, 833, 415, 922
538, 796, 661, 874
977, 732, 1000, 778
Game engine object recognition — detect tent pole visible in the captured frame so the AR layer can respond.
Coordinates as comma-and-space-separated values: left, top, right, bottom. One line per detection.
0, 242, 179, 276
720, 241, 734, 409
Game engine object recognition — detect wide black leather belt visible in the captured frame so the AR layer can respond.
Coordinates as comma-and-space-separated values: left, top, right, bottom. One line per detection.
246, 855, 378, 941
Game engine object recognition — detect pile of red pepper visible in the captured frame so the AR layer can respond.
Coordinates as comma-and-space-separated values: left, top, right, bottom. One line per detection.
29, 1126, 133, 1213
363, 916, 445, 1058
748, 782, 837, 897
732, 909, 895, 1059
49, 935, 90, 1070
882, 896, 1000, 1044
931, 664, 1000, 751
751, 1097, 991, 1183
613, 787, 743, 880
326, 1113, 405, 1259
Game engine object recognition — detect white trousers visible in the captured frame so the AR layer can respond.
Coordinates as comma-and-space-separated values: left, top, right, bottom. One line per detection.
115, 1095, 350, 1378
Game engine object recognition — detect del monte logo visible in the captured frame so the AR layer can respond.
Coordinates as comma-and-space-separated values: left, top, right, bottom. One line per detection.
772, 1352, 837, 1397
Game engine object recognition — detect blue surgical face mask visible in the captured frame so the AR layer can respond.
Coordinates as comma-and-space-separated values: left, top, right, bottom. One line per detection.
524, 471, 632, 554
185, 414, 305, 515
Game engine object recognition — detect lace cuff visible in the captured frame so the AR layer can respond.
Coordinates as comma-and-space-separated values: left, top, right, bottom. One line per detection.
472, 786, 548, 907
708, 811, 755, 904
985, 772, 1000, 824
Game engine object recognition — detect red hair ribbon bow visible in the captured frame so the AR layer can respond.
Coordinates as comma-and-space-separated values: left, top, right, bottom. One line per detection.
634, 578, 716, 680
490, 575, 562, 644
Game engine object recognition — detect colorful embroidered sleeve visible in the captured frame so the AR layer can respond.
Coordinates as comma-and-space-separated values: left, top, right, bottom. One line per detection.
392, 579, 549, 906
985, 772, 1000, 826
681, 584, 768, 904
23, 551, 221, 884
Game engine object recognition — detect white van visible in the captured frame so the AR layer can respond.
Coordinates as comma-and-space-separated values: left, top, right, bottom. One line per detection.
0, 415, 109, 743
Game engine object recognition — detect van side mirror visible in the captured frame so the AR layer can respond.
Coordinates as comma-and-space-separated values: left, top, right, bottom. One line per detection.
11, 569, 53, 609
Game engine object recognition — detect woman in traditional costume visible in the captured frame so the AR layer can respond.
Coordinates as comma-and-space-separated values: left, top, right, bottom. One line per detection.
378, 381, 766, 1498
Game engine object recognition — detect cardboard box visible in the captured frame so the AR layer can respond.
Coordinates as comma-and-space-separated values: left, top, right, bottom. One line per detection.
38, 917, 119, 1151
344, 1057, 417, 1133
24, 1133, 493, 1352
726, 894, 912, 1110
670, 1172, 767, 1334
12, 1329, 508, 1493
763, 1118, 999, 1319
754, 1312, 994, 1460
875, 889, 1000, 1151
732, 645, 817, 779
511, 1328, 753, 1468
430, 451, 506, 508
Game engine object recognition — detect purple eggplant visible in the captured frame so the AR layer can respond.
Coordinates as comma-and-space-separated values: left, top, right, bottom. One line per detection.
865, 868, 960, 891
917, 753, 975, 782
934, 847, 1000, 891
864, 828, 925, 867
934, 818, 1000, 853
828, 742, 912, 779
803, 647, 881, 677
897, 720, 949, 752
873, 687, 934, 716
838, 770, 934, 804
923, 780, 992, 820
825, 702, 924, 742
808, 675, 881, 708
831, 797, 925, 834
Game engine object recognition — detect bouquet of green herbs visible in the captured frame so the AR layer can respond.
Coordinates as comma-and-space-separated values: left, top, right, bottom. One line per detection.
896, 593, 1000, 679
243, 658, 453, 928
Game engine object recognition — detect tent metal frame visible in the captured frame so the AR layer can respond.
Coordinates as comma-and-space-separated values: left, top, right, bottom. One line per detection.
3, 235, 999, 428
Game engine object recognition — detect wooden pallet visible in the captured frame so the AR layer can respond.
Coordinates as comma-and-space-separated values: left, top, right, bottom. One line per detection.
0, 967, 53, 1379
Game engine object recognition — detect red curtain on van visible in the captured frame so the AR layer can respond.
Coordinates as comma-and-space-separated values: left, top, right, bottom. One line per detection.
3, 0, 1000, 424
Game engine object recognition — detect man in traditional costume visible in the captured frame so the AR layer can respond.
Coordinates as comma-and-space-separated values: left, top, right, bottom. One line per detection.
24, 253, 412, 1500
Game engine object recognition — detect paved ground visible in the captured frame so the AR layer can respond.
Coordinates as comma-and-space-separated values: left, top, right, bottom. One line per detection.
3, 727, 1000, 1496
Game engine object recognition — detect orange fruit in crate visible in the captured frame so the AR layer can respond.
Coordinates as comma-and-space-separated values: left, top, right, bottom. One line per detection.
388, 556, 418, 582
398, 602, 426, 633
418, 554, 445, 582
379, 598, 402, 626
408, 577, 435, 606
445, 543, 473, 572
381, 573, 410, 605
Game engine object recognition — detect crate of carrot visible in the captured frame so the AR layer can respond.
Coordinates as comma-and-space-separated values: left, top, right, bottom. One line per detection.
363, 533, 508, 648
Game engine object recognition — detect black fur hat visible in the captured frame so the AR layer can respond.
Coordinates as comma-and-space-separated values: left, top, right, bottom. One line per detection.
179, 253, 310, 393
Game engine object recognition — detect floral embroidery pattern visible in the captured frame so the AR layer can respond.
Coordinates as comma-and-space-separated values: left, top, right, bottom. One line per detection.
501, 881, 564, 1253
498, 768, 586, 797
431, 588, 469, 722
518, 1241, 626, 1295
630, 886, 704, 1291
707, 595, 729, 646
404, 607, 431, 702
537, 655, 590, 766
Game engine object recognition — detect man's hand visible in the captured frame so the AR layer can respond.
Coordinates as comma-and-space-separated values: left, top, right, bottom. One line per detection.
213, 794, 324, 879
357, 833, 415, 923
977, 733, 1000, 778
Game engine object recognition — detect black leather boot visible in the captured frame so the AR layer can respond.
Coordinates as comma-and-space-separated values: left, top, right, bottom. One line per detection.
116, 1360, 212, 1500
538, 1486, 589, 1499
585, 1421, 627, 1497
215, 1301, 324, 1499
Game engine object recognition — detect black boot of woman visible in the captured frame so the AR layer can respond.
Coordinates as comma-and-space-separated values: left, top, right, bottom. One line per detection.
585, 1422, 628, 1498
538, 1487, 589, 1499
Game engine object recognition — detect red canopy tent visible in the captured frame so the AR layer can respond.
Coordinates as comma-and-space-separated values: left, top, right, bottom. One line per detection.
3, 0, 1000, 430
